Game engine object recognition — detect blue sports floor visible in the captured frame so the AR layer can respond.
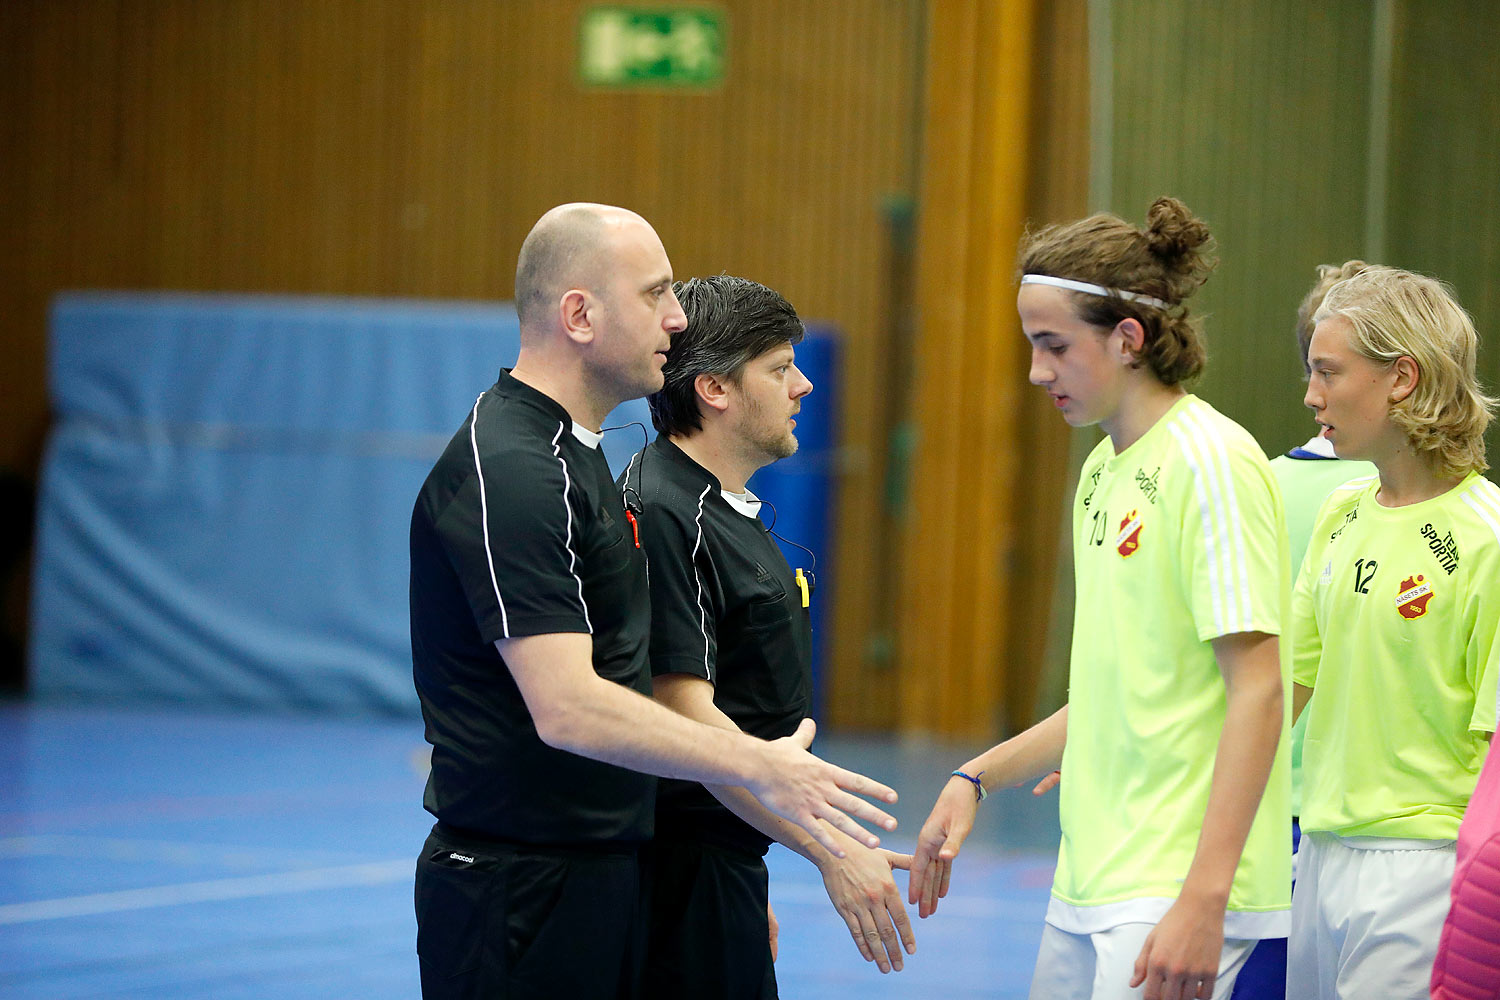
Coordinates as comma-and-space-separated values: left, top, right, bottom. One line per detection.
0, 702, 1060, 998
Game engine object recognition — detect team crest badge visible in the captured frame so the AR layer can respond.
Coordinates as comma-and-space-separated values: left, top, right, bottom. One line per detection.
1395, 574, 1434, 619
1116, 510, 1143, 557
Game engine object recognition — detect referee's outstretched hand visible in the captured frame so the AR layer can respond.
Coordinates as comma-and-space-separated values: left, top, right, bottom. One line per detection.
748, 718, 898, 858
908, 775, 979, 918
818, 831, 916, 973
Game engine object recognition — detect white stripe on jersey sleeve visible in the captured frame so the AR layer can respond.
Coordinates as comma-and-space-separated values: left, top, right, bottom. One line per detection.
690, 484, 714, 682
1185, 404, 1255, 631
1462, 478, 1500, 548
1332, 473, 1379, 493
1460, 480, 1500, 723
1169, 402, 1260, 635
1167, 417, 1227, 636
549, 423, 594, 634
469, 392, 510, 638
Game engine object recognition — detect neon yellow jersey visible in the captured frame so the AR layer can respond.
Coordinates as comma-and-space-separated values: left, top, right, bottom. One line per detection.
1293, 472, 1500, 839
1050, 395, 1292, 938
1270, 442, 1377, 575
1269, 442, 1376, 816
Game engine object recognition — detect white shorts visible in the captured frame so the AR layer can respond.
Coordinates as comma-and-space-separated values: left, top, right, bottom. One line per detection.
1287, 831, 1456, 1000
1028, 921, 1256, 1000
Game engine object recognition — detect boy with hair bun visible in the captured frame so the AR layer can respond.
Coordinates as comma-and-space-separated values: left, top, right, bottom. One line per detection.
911, 197, 1293, 1000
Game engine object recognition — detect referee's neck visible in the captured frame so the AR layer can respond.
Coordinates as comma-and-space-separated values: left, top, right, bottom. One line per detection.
671, 431, 758, 494
510, 358, 612, 431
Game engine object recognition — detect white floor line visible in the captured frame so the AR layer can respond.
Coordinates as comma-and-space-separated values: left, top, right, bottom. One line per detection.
0, 859, 411, 925
0, 835, 349, 867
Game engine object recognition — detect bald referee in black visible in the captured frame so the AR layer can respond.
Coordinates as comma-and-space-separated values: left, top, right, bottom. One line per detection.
624, 275, 917, 998
409, 204, 898, 1000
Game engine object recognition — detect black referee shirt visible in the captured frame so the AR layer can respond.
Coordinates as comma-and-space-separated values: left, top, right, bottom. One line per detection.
410, 370, 654, 846
620, 436, 813, 856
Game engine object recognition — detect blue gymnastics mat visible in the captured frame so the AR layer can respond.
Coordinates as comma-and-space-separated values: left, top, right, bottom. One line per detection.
29, 293, 843, 718
28, 293, 652, 715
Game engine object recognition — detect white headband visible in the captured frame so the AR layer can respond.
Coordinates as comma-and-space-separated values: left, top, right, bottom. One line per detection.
1020, 273, 1169, 310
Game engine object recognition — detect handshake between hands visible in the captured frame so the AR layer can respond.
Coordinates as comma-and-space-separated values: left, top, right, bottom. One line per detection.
784, 761, 1062, 976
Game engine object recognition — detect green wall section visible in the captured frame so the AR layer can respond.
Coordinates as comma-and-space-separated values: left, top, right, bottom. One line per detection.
1386, 0, 1500, 463
1102, 1, 1497, 462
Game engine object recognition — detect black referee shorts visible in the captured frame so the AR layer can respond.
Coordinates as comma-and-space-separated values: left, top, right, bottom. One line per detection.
414, 824, 648, 1000
643, 839, 778, 1000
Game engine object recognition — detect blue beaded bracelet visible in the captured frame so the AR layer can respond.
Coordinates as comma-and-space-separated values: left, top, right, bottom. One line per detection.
951, 769, 987, 802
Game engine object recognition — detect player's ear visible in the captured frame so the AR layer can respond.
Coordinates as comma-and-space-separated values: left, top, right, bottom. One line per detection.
695, 372, 731, 414
1390, 355, 1419, 404
1111, 317, 1146, 361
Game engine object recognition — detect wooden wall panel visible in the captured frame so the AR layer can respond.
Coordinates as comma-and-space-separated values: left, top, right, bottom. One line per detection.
0, 1, 925, 701
1385, 0, 1500, 462
1, 0, 924, 445
1008, 0, 1090, 733
891, 0, 1044, 741
1028, 0, 1091, 228
1100, 0, 1497, 470
828, 0, 1086, 740
1107, 1, 1376, 458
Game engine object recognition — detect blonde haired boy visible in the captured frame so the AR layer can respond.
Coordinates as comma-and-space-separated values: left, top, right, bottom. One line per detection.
1289, 267, 1500, 999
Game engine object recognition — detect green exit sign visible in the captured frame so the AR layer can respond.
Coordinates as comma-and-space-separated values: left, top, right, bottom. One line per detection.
578, 6, 727, 89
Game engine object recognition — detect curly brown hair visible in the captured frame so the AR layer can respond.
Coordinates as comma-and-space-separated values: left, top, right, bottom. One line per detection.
1018, 197, 1217, 386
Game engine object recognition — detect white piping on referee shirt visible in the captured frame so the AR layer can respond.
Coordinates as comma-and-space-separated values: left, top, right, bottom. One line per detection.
467, 391, 595, 640
691, 487, 763, 683
469, 394, 510, 638
690, 484, 713, 682
549, 423, 593, 634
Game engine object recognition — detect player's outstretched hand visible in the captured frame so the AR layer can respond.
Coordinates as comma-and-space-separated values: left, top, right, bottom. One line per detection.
818, 830, 916, 973
1129, 889, 1224, 1000
1033, 769, 1061, 796
907, 775, 978, 918
748, 719, 898, 858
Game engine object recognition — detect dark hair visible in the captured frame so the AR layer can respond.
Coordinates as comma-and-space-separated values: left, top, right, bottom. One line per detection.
1018, 196, 1216, 386
648, 275, 805, 436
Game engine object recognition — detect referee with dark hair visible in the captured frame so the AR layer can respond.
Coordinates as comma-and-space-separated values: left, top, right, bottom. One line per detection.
410, 206, 898, 1000
623, 275, 917, 999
